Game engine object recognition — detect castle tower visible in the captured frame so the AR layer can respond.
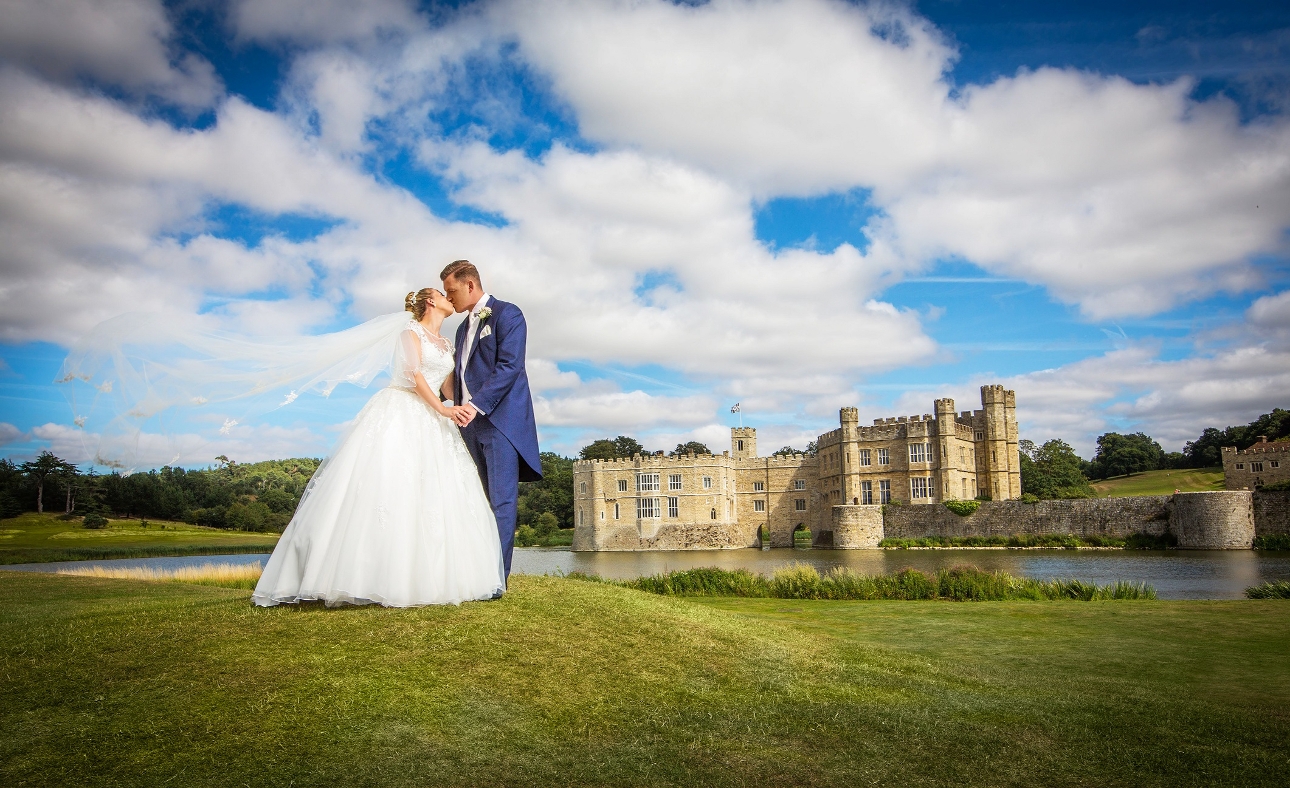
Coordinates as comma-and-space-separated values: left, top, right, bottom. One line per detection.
981, 385, 1019, 500
731, 427, 756, 459
933, 397, 957, 501
839, 407, 859, 504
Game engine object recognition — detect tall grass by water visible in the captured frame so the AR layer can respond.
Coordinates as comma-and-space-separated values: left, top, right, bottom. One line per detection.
1245, 580, 1290, 599
579, 563, 1156, 601
56, 561, 262, 590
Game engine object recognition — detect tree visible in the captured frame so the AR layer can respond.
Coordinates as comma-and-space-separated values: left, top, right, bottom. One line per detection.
1183, 408, 1290, 468
518, 453, 575, 528
579, 436, 645, 460
670, 441, 711, 456
1088, 432, 1164, 479
1019, 439, 1095, 499
19, 451, 74, 514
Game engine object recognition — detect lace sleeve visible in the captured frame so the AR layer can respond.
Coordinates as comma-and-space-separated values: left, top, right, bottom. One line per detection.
391, 328, 422, 388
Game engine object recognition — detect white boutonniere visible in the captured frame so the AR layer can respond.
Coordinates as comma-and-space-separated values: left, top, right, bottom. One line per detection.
476, 306, 492, 321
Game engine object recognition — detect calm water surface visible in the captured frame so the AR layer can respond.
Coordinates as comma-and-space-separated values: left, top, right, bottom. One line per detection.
6, 548, 1290, 600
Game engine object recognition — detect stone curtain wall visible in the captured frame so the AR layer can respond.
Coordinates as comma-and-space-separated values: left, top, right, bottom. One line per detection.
882, 497, 1172, 540
1254, 491, 1290, 536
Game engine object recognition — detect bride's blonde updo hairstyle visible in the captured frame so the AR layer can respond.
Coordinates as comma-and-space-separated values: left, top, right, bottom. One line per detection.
404, 288, 435, 320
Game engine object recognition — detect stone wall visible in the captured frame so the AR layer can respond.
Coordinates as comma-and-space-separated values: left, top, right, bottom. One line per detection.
570, 520, 761, 551
1254, 491, 1290, 536
1171, 491, 1254, 549
882, 496, 1171, 540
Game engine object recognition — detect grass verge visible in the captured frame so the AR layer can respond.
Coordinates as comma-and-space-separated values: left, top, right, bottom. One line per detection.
0, 572, 1286, 786
583, 564, 1156, 601
0, 511, 278, 564
56, 561, 263, 590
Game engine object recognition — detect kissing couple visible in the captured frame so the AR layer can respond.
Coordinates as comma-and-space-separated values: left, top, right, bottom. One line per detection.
251, 260, 542, 607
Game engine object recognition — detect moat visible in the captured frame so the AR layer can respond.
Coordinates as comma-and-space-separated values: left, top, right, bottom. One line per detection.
6, 548, 1290, 600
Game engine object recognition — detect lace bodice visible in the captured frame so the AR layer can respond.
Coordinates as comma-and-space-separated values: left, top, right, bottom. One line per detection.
390, 319, 455, 392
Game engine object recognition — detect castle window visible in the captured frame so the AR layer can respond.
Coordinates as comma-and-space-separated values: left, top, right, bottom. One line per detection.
962, 478, 968, 498
975, 431, 984, 441
737, 439, 744, 451
858, 449, 870, 466
1236, 463, 1245, 470
753, 481, 765, 492
638, 497, 661, 518
879, 480, 891, 504
578, 509, 583, 525
710, 508, 717, 519
1273, 461, 1281, 468
669, 474, 682, 491
618, 479, 628, 492
794, 498, 806, 511
861, 480, 873, 505
614, 503, 620, 519
911, 477, 931, 499
877, 448, 890, 465
580, 481, 587, 494
600, 510, 604, 520
909, 443, 926, 463
703, 476, 712, 489
753, 500, 765, 512
1252, 462, 1264, 472
637, 473, 660, 492
959, 447, 966, 464
668, 497, 679, 517
794, 479, 806, 490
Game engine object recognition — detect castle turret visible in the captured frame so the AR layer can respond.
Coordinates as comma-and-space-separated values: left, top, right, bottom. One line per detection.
840, 407, 859, 504
731, 427, 756, 459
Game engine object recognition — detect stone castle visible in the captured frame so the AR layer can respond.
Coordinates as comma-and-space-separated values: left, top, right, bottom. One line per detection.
1222, 437, 1290, 490
572, 385, 1021, 551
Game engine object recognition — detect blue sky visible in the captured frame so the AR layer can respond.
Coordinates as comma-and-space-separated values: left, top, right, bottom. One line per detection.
0, 0, 1288, 468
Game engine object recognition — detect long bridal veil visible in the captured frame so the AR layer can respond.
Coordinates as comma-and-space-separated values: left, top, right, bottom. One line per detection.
58, 311, 414, 471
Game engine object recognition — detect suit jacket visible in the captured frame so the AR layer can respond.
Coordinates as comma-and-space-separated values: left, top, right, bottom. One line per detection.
454, 297, 543, 482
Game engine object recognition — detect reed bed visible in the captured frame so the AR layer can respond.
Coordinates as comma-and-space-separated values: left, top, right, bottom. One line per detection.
57, 561, 263, 590
575, 563, 1156, 601
1245, 580, 1290, 599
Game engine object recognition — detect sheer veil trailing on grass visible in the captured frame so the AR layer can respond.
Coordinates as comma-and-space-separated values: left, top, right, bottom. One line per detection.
57, 311, 413, 471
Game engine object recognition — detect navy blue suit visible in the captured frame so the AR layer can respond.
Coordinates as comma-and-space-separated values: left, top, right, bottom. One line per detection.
454, 297, 541, 578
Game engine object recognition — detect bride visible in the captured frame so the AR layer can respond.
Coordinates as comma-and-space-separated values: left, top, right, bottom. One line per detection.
251, 288, 505, 607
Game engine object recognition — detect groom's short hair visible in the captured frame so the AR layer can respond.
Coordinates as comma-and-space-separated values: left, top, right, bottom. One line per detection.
440, 259, 481, 287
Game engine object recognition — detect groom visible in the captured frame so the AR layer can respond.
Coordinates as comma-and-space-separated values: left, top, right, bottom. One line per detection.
441, 260, 542, 584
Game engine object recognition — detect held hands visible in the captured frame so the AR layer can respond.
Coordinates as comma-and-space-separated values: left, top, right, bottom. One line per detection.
449, 403, 478, 427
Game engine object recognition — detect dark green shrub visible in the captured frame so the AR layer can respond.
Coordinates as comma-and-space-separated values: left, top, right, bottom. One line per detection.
0, 491, 23, 519
1020, 493, 1040, 504
1258, 480, 1290, 491
974, 494, 992, 502
82, 513, 108, 529
1125, 532, 1177, 549
944, 500, 980, 516
1253, 534, 1290, 550
1245, 580, 1290, 599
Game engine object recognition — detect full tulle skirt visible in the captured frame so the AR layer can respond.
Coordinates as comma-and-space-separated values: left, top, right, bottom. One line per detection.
252, 387, 504, 607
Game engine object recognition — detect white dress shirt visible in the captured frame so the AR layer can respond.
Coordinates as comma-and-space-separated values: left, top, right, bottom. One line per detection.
459, 293, 491, 412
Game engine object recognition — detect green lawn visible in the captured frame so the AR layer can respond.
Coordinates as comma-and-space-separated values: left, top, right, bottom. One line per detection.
1091, 467, 1226, 497
1, 571, 1286, 786
0, 512, 279, 564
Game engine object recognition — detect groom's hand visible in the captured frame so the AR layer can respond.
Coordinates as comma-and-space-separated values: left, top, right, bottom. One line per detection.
451, 403, 479, 427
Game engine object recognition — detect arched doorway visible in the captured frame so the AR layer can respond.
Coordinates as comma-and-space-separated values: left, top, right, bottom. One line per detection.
792, 523, 811, 549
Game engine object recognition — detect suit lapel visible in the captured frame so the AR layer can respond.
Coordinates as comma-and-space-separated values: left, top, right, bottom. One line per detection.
465, 298, 492, 368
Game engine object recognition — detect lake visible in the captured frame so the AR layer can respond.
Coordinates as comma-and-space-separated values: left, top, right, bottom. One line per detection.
5, 547, 1290, 600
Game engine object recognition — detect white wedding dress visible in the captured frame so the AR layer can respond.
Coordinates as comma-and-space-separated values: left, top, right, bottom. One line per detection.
252, 320, 505, 607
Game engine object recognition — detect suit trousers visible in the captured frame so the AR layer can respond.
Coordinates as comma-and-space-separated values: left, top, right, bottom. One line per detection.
461, 415, 520, 579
